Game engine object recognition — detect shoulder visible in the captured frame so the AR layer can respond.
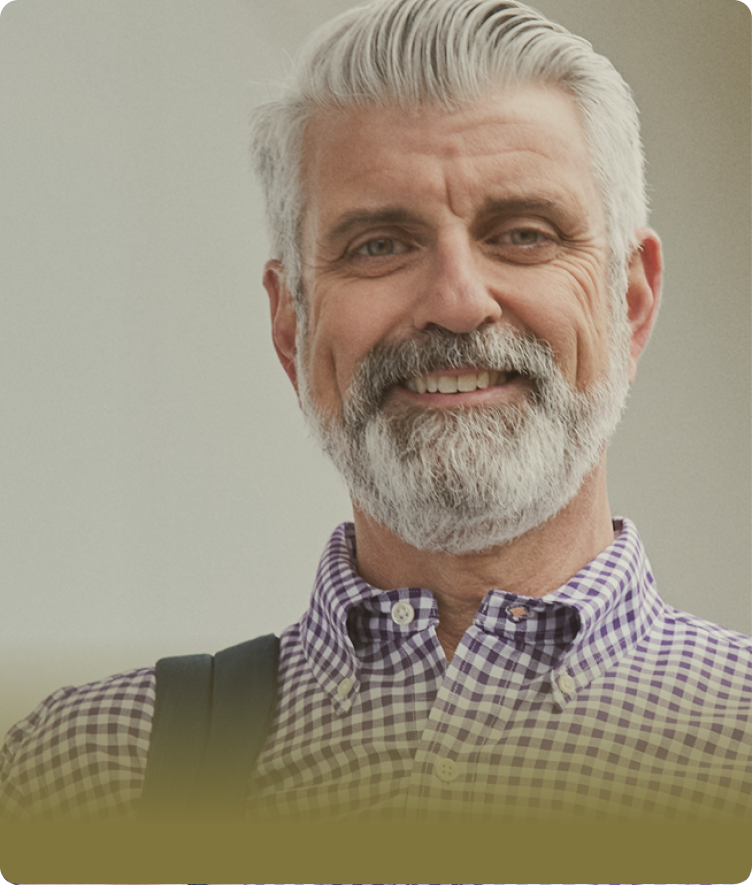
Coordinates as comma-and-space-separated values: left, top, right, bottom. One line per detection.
658, 605, 752, 667
1, 667, 155, 820
632, 603, 752, 714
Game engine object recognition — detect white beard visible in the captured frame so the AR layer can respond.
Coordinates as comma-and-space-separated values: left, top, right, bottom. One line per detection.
297, 324, 630, 554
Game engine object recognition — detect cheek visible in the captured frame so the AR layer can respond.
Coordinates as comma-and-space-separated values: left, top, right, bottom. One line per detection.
306, 284, 409, 398
302, 302, 378, 409
564, 265, 613, 387
504, 258, 611, 386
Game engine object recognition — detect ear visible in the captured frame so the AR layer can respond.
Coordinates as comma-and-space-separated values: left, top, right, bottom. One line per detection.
624, 228, 663, 383
263, 259, 299, 394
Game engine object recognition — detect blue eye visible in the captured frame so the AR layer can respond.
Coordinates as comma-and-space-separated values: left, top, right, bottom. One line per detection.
509, 229, 541, 246
359, 238, 398, 257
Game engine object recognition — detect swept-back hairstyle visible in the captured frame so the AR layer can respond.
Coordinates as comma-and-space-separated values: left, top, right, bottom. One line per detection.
251, 0, 647, 313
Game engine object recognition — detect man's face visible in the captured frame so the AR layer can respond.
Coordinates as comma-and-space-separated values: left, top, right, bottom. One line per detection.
267, 84, 646, 552
297, 82, 612, 419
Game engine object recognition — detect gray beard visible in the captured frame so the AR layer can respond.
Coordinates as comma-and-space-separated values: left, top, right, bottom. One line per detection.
297, 325, 630, 554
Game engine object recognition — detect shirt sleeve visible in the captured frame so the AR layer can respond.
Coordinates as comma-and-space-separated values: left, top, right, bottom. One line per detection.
0, 669, 156, 820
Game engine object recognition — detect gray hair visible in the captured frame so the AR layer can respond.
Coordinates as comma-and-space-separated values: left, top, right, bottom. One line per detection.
250, 0, 648, 313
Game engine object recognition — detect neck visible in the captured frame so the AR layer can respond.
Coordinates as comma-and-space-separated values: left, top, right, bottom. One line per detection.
352, 461, 614, 660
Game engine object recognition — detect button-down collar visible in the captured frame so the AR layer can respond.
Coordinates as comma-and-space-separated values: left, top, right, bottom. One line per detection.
301, 518, 660, 713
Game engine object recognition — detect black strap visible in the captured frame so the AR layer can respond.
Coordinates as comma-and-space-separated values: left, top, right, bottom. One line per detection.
140, 634, 280, 819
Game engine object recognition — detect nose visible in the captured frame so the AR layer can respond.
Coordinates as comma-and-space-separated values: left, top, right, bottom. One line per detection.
412, 235, 503, 333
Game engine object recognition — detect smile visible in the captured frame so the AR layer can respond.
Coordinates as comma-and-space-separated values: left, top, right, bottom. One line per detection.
403, 369, 514, 394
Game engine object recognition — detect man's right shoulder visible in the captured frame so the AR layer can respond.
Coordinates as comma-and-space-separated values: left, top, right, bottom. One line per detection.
1, 667, 155, 820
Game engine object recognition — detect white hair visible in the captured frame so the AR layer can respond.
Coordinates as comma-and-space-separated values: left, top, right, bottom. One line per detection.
250, 0, 648, 312
296, 324, 631, 554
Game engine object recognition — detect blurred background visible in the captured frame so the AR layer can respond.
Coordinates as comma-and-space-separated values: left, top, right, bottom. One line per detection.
1, 0, 749, 738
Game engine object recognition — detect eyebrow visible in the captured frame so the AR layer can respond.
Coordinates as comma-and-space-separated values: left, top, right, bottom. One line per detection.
323, 195, 582, 248
473, 197, 580, 232
325, 207, 421, 246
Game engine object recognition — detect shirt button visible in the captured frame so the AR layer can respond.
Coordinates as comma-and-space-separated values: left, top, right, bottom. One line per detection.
391, 601, 415, 625
507, 605, 530, 620
434, 757, 459, 783
558, 672, 576, 695
337, 677, 354, 698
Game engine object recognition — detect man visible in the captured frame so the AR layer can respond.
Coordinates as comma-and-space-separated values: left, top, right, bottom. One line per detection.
2, 0, 751, 831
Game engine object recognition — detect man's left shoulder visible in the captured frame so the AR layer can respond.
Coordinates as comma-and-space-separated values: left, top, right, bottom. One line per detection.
666, 606, 752, 659
645, 604, 752, 702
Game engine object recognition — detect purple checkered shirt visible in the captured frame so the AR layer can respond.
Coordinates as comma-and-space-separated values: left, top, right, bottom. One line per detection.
2, 518, 751, 820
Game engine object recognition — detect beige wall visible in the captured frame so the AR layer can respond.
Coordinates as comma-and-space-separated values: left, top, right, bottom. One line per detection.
1, 0, 749, 737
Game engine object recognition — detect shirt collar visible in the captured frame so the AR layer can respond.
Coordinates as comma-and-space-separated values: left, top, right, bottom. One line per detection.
540, 517, 663, 706
300, 517, 662, 712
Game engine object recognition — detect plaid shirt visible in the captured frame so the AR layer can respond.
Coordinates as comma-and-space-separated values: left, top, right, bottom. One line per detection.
2, 518, 751, 821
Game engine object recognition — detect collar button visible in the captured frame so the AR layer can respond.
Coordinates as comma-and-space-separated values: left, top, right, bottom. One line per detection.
391, 601, 415, 625
558, 672, 576, 695
507, 604, 530, 621
337, 677, 355, 697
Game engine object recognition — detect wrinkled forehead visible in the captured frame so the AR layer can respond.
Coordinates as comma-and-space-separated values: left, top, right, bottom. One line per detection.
298, 84, 605, 241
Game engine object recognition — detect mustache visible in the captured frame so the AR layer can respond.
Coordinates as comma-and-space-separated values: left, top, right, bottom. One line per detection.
347, 327, 557, 415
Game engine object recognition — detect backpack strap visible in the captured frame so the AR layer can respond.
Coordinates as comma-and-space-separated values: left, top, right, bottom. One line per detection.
140, 651, 214, 813
140, 633, 280, 819
196, 634, 280, 813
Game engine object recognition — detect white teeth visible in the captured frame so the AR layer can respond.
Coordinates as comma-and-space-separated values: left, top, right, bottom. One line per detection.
457, 373, 477, 392
405, 369, 505, 394
438, 376, 458, 394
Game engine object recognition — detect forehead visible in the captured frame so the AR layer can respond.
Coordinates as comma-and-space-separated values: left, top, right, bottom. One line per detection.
300, 84, 604, 233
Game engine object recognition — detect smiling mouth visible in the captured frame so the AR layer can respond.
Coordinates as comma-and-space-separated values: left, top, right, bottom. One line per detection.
402, 369, 517, 395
